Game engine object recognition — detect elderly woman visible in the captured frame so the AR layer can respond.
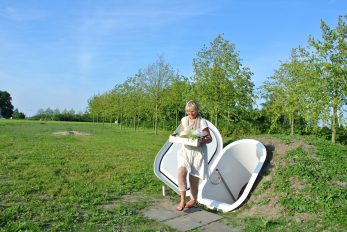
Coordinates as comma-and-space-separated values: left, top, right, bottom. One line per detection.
176, 100, 212, 211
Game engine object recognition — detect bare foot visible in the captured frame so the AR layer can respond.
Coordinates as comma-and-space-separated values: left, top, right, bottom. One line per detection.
185, 199, 197, 208
176, 202, 185, 211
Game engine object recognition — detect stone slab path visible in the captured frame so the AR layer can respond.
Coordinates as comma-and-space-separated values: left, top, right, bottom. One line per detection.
143, 198, 241, 231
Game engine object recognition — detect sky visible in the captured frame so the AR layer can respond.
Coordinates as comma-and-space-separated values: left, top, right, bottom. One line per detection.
0, 0, 345, 117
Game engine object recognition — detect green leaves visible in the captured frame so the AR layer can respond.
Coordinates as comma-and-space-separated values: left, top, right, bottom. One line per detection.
192, 34, 255, 128
308, 15, 347, 143
260, 15, 347, 139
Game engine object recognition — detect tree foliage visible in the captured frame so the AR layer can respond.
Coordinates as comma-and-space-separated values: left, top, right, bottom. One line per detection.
260, 15, 346, 142
192, 34, 255, 127
308, 15, 347, 143
12, 108, 26, 119
0, 90, 14, 118
133, 55, 176, 134
32, 108, 91, 121
85, 16, 346, 143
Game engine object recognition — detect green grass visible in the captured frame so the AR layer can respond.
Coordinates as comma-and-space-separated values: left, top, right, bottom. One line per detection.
1, 120, 346, 231
0, 120, 173, 231
274, 142, 346, 230
227, 134, 347, 232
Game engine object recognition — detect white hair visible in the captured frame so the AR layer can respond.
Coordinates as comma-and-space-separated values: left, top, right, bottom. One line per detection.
185, 100, 200, 113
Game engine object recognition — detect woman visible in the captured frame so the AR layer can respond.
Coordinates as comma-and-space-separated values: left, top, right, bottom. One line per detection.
176, 100, 212, 211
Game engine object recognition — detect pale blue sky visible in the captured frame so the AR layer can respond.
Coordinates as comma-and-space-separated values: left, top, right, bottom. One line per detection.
0, 0, 345, 116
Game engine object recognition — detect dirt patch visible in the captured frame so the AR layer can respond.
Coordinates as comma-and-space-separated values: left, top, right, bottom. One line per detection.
237, 194, 282, 219
293, 212, 316, 223
334, 181, 347, 188
121, 191, 157, 204
256, 137, 313, 156
53, 131, 91, 136
100, 192, 157, 211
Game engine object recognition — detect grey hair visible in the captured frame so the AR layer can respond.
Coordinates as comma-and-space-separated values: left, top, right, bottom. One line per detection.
185, 100, 200, 113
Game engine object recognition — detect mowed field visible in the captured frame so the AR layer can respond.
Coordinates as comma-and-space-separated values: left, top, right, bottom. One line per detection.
0, 120, 171, 231
1, 120, 346, 231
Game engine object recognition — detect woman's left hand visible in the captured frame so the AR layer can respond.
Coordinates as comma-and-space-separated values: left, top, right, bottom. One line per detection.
197, 137, 204, 146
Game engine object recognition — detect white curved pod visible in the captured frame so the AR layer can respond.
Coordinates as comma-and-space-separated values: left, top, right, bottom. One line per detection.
198, 139, 267, 212
153, 121, 223, 195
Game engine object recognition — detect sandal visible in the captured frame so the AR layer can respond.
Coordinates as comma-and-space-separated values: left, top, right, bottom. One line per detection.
185, 200, 197, 208
176, 203, 185, 211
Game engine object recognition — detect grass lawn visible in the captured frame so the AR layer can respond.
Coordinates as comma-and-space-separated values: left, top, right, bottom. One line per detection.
0, 120, 171, 231
0, 120, 346, 231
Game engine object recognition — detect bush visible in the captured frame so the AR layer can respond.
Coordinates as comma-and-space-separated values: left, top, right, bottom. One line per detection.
12, 109, 26, 119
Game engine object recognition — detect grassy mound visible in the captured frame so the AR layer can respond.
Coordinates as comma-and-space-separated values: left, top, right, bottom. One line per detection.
224, 135, 347, 231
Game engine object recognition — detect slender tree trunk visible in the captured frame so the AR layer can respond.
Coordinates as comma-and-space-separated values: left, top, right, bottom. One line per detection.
152, 117, 154, 130
268, 114, 280, 134
155, 103, 158, 135
291, 111, 294, 135
120, 113, 123, 130
175, 110, 178, 127
331, 99, 338, 143
134, 115, 136, 131
215, 111, 218, 128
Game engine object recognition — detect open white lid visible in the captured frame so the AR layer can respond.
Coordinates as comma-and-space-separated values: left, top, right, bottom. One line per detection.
153, 120, 223, 195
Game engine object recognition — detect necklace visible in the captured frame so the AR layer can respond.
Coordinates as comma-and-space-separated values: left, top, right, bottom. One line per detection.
188, 118, 197, 130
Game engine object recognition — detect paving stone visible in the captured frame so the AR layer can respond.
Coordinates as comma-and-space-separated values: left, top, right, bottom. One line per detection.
142, 198, 237, 232
143, 207, 181, 222
201, 221, 242, 232
164, 215, 203, 231
186, 210, 223, 224
182, 206, 202, 213
143, 199, 186, 221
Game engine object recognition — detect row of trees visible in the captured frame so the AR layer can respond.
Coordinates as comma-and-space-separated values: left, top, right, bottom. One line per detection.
88, 15, 346, 143
88, 35, 255, 135
32, 108, 91, 122
261, 15, 346, 143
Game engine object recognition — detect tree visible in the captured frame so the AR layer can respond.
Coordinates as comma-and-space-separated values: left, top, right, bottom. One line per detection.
192, 34, 254, 128
137, 55, 175, 134
280, 48, 315, 135
122, 75, 149, 131
292, 47, 325, 134
260, 77, 287, 133
88, 94, 104, 123
12, 108, 26, 119
0, 90, 14, 118
308, 15, 347, 143
161, 75, 191, 127
260, 47, 326, 135
111, 84, 128, 129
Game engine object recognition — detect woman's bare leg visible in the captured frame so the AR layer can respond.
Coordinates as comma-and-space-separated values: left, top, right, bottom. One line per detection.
177, 167, 187, 210
186, 175, 199, 208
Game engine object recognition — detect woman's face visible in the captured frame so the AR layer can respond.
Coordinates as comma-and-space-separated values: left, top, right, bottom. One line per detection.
186, 107, 198, 119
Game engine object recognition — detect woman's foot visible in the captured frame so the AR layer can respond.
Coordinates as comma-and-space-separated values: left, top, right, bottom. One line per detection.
176, 202, 185, 211
185, 199, 197, 208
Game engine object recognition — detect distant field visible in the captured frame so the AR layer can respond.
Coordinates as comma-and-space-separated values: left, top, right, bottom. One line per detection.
0, 120, 172, 231
1, 120, 346, 231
